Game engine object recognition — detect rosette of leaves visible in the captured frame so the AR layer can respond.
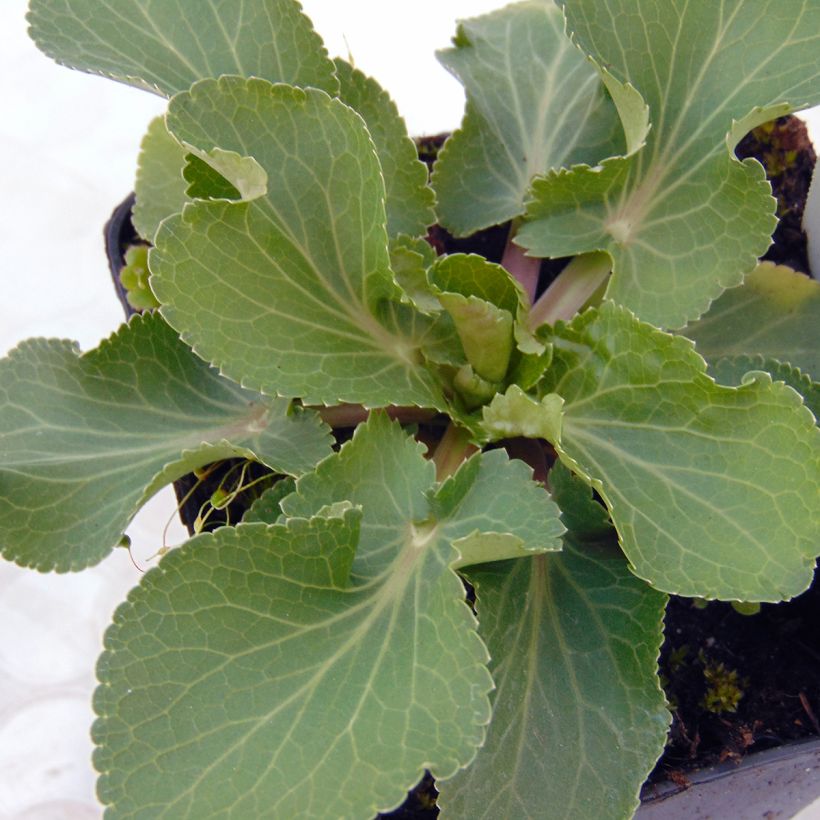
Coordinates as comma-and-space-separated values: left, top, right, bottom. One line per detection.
2, 0, 818, 817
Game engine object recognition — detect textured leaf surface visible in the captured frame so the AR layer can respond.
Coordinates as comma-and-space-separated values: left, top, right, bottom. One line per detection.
132, 116, 190, 241
0, 313, 331, 572
540, 303, 820, 600
334, 60, 435, 239
28, 0, 338, 97
152, 78, 448, 408
93, 414, 564, 817
683, 262, 820, 378
549, 459, 614, 542
709, 355, 820, 422
431, 448, 565, 568
441, 539, 668, 819
432, 0, 623, 235
518, 0, 820, 329
429, 254, 526, 384
389, 235, 441, 315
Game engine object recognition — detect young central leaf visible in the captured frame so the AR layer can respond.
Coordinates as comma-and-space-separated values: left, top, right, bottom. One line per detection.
152, 78, 448, 409
429, 254, 525, 385
0, 313, 332, 572
517, 0, 820, 329
432, 0, 624, 236
93, 414, 565, 818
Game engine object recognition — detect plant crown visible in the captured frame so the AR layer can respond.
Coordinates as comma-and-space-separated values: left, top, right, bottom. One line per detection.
2, 0, 819, 816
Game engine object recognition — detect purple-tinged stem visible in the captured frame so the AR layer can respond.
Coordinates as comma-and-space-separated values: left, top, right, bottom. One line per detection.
529, 252, 611, 329
501, 234, 541, 304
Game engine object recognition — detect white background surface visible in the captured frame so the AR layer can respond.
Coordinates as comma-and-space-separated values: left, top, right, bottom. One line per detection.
1, 1, 818, 817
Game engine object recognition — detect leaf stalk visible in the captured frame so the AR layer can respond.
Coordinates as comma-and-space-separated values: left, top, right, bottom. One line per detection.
431, 423, 478, 482
501, 228, 542, 303
529, 252, 611, 329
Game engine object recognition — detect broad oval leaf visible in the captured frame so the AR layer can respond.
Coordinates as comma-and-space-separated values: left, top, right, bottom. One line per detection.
334, 59, 436, 239
28, 0, 338, 97
518, 0, 820, 329
441, 540, 669, 819
432, 0, 623, 236
0, 313, 331, 572
151, 78, 448, 408
683, 262, 820, 379
540, 302, 820, 601
93, 414, 564, 817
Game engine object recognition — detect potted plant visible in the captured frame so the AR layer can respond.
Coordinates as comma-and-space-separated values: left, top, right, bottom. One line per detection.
2, 0, 818, 817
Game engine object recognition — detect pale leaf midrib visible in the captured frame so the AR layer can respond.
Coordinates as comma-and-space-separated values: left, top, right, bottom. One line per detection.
119, 526, 446, 815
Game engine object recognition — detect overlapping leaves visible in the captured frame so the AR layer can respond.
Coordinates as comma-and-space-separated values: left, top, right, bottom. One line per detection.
151, 78, 451, 408
93, 414, 564, 817
432, 0, 624, 236
684, 261, 820, 378
517, 0, 820, 329
442, 540, 668, 818
0, 312, 331, 572
334, 59, 436, 239
439, 465, 668, 819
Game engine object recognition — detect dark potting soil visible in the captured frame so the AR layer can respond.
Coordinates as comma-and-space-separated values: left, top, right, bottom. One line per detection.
105, 117, 817, 819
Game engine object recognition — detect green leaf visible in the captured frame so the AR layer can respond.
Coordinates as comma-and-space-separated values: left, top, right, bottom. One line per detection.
244, 476, 297, 524
281, 414, 564, 576
549, 459, 613, 541
119, 244, 160, 311
431, 448, 565, 568
430, 253, 523, 316
133, 123, 253, 244
429, 254, 541, 385
708, 354, 820, 422
334, 59, 435, 239
151, 78, 448, 408
132, 117, 190, 241
28, 0, 339, 97
540, 302, 820, 601
683, 262, 820, 378
183, 154, 247, 201
432, 0, 623, 236
518, 0, 820, 329
0, 312, 331, 572
93, 414, 564, 817
440, 541, 669, 819
429, 254, 526, 383
389, 235, 441, 315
